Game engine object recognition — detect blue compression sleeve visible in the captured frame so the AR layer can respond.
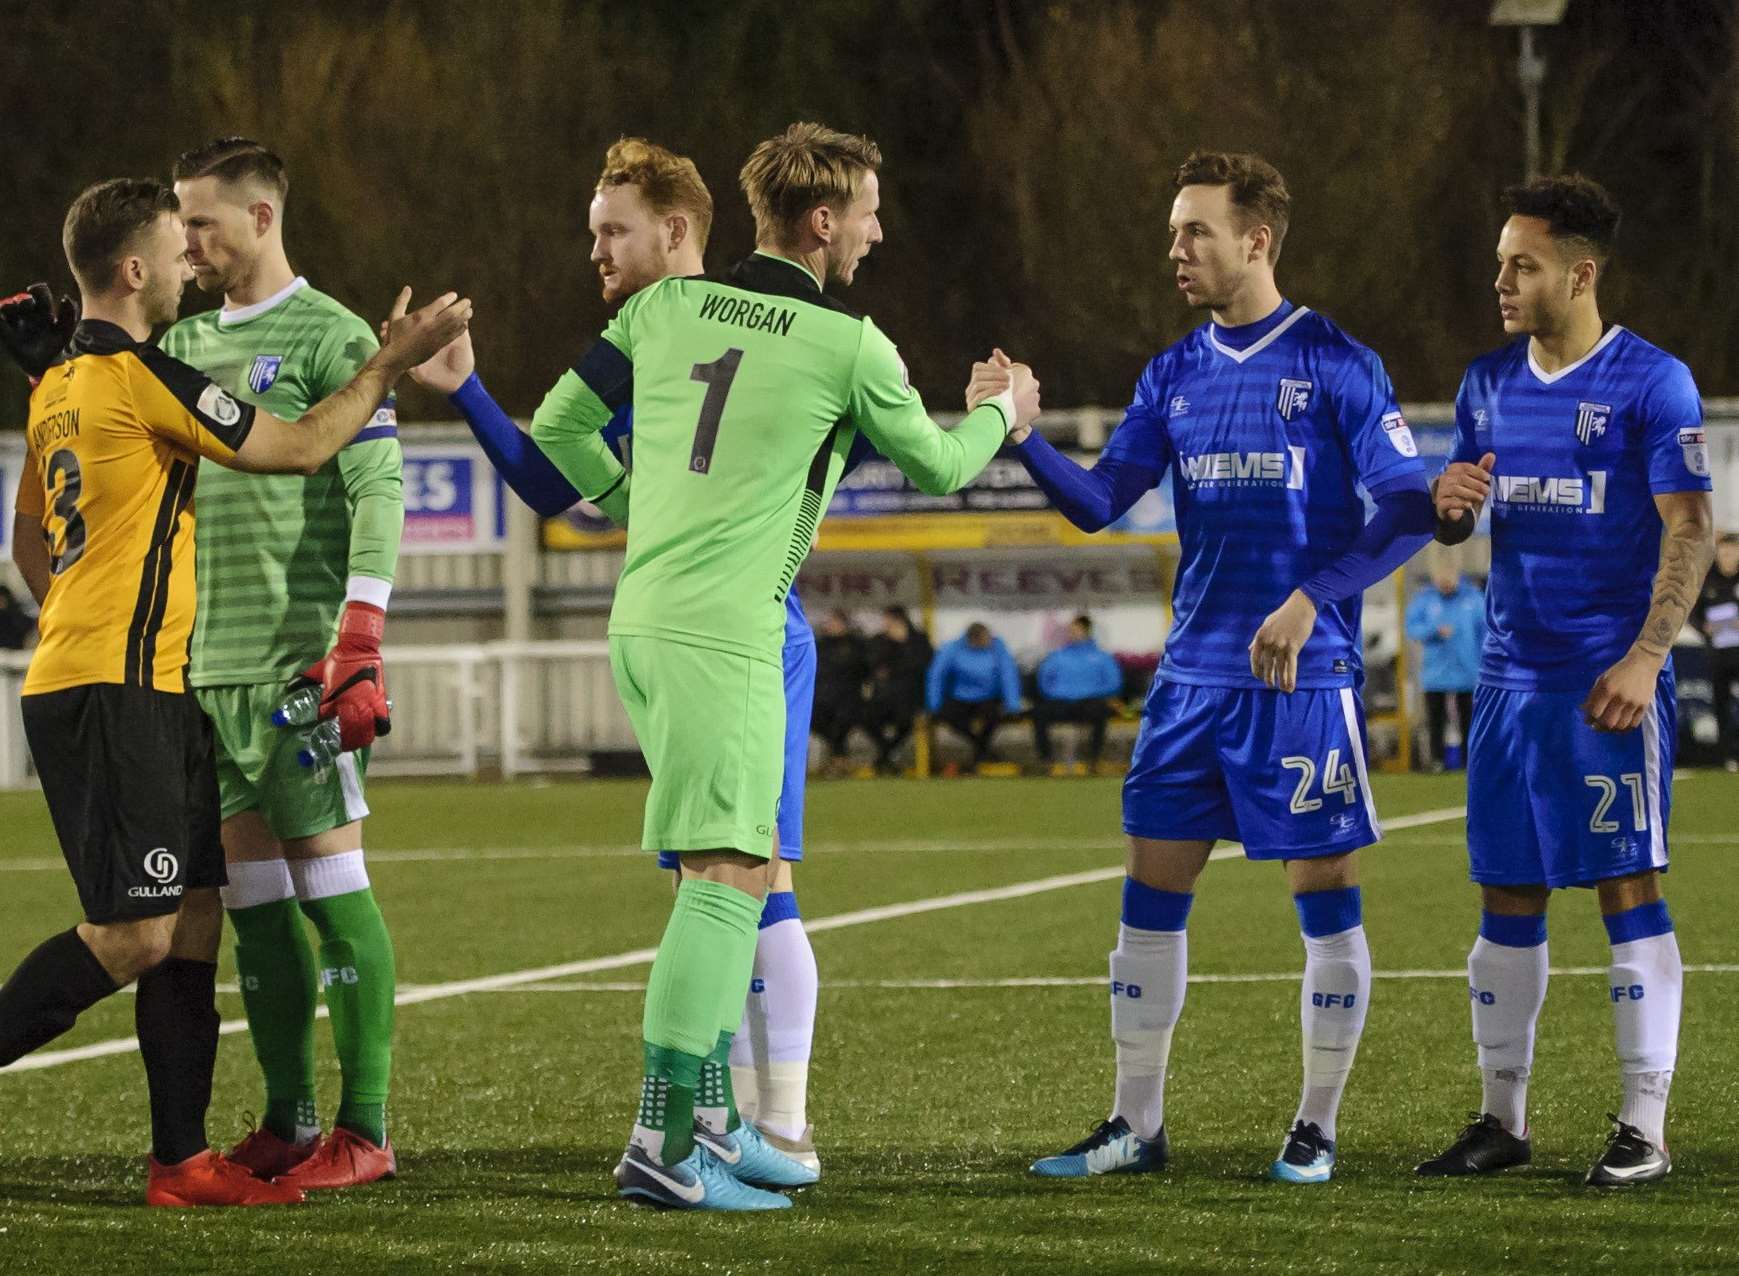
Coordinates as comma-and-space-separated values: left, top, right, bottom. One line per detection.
1012, 431, 1158, 532
1299, 474, 1435, 606
451, 372, 580, 516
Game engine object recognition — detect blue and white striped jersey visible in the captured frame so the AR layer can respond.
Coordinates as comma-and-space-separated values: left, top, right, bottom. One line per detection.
1452, 326, 1710, 692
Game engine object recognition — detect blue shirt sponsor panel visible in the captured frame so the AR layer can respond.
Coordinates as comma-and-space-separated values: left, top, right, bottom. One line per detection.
1451, 327, 1711, 692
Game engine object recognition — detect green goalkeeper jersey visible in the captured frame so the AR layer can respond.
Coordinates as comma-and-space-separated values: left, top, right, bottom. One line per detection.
159, 277, 404, 688
531, 252, 1011, 665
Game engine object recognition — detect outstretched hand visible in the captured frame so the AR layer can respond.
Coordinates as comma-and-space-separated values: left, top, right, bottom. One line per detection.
379, 287, 474, 374
407, 325, 476, 395
0, 283, 79, 380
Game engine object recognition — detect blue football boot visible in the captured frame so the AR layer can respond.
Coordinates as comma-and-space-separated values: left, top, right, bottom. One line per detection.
1030, 1116, 1169, 1178
692, 1122, 820, 1188
1270, 1120, 1336, 1184
614, 1141, 792, 1210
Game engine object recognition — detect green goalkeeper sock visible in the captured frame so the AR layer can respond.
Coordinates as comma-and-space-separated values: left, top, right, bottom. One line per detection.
634, 878, 762, 1163
695, 1031, 741, 1135
227, 897, 319, 1143
297, 875, 396, 1148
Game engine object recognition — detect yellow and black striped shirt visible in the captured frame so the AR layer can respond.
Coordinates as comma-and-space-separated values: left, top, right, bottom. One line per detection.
16, 320, 256, 695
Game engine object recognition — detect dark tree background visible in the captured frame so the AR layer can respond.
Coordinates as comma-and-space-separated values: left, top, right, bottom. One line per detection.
2, 0, 1735, 421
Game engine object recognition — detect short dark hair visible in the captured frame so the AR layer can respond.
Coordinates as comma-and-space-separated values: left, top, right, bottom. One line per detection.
172, 136, 289, 202
966, 622, 991, 643
1175, 150, 1291, 263
62, 178, 180, 291
1071, 614, 1093, 633
1502, 174, 1620, 267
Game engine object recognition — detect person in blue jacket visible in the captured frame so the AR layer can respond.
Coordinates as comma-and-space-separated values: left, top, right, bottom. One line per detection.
1033, 615, 1125, 767
1404, 565, 1485, 769
926, 622, 1022, 765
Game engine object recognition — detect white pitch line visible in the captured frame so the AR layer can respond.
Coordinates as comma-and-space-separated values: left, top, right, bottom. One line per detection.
4, 805, 1466, 1074
485, 964, 1739, 993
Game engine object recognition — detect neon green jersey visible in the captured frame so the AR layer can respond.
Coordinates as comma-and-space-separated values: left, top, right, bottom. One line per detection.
531, 252, 1010, 664
158, 278, 403, 687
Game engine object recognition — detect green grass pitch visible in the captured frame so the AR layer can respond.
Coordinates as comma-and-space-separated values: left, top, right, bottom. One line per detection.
0, 771, 1735, 1273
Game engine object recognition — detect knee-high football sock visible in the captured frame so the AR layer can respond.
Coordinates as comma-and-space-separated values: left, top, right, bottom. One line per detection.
1468, 911, 1549, 1135
1294, 887, 1371, 1142
135, 958, 219, 1165
727, 891, 818, 1139
1604, 901, 1681, 1146
292, 852, 395, 1146
0, 929, 119, 1066
1109, 879, 1191, 1140
636, 878, 762, 1164
223, 859, 319, 1142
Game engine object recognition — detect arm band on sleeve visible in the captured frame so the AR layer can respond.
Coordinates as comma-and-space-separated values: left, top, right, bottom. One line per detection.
1013, 431, 1157, 533
1300, 477, 1436, 606
451, 372, 580, 517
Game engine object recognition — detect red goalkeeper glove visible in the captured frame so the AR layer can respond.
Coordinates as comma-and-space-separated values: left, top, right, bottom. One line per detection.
301, 600, 392, 751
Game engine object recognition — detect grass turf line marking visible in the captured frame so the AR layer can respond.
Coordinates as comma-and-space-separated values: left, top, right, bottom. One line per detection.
2, 806, 1466, 1074
493, 964, 1739, 992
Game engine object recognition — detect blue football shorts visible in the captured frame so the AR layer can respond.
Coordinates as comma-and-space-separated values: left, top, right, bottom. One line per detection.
1122, 680, 1382, 858
1466, 668, 1675, 889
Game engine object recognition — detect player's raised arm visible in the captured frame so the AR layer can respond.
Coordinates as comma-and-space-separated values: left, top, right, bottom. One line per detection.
410, 327, 587, 518
225, 288, 471, 475
528, 332, 635, 526
845, 321, 1035, 497
1011, 360, 1170, 533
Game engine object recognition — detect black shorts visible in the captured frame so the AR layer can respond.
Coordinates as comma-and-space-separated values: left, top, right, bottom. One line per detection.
21, 683, 225, 923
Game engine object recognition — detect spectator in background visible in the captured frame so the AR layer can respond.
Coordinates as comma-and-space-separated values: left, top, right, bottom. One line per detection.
1032, 614, 1123, 769
811, 608, 867, 769
1692, 532, 1739, 771
1405, 565, 1484, 770
863, 606, 932, 773
927, 621, 1022, 766
0, 584, 33, 651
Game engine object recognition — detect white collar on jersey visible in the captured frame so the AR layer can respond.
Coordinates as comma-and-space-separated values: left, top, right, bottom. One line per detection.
1526, 323, 1625, 385
218, 275, 310, 327
1206, 305, 1312, 364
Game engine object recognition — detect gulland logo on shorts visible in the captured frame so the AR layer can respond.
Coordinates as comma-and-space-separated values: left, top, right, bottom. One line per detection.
128, 847, 183, 900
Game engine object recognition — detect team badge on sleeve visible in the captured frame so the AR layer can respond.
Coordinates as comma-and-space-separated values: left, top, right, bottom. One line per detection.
1381, 411, 1418, 457
1679, 427, 1710, 478
1276, 378, 1312, 421
248, 354, 285, 394
197, 382, 244, 426
1574, 401, 1610, 445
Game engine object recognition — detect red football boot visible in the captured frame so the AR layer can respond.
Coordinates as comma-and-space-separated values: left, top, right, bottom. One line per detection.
273, 1127, 396, 1191
227, 1125, 321, 1180
146, 1149, 306, 1207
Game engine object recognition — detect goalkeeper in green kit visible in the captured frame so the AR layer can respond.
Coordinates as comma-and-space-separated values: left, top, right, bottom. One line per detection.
157, 139, 401, 1190
530, 122, 1041, 1211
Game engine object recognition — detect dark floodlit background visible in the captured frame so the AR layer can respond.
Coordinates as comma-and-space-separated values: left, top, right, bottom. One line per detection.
2, 0, 1735, 420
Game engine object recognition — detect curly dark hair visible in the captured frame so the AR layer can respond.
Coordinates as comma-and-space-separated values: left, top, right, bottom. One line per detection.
1502, 174, 1620, 265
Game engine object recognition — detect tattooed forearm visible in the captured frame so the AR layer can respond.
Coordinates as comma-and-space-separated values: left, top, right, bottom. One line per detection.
1634, 496, 1715, 658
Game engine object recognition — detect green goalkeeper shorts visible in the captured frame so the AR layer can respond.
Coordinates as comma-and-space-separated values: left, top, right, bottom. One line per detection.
609, 634, 784, 857
195, 683, 371, 841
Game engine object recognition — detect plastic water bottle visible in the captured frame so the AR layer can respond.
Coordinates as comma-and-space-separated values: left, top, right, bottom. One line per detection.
296, 719, 343, 770
272, 682, 323, 729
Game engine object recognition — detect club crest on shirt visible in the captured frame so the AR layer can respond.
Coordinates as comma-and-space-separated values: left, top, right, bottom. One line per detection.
1276, 378, 1312, 422
1679, 427, 1710, 477
249, 355, 285, 394
1574, 400, 1611, 446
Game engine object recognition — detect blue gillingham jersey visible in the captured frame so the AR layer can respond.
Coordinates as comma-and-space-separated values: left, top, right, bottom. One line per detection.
1452, 326, 1711, 692
1103, 302, 1425, 689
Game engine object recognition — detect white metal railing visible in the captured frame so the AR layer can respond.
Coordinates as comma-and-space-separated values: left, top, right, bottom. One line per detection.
0, 641, 624, 790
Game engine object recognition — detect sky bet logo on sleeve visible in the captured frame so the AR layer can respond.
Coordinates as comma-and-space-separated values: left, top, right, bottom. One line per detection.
1381, 411, 1418, 457
1680, 427, 1710, 477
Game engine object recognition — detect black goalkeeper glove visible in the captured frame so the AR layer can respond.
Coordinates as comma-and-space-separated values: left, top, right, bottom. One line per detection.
0, 284, 78, 380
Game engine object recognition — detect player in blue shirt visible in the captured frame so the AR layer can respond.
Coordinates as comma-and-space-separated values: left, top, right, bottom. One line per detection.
1015, 151, 1435, 1185
1416, 177, 1714, 1188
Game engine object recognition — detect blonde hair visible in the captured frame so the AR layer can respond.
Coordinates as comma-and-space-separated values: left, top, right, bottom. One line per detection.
597, 137, 713, 251
738, 122, 881, 246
